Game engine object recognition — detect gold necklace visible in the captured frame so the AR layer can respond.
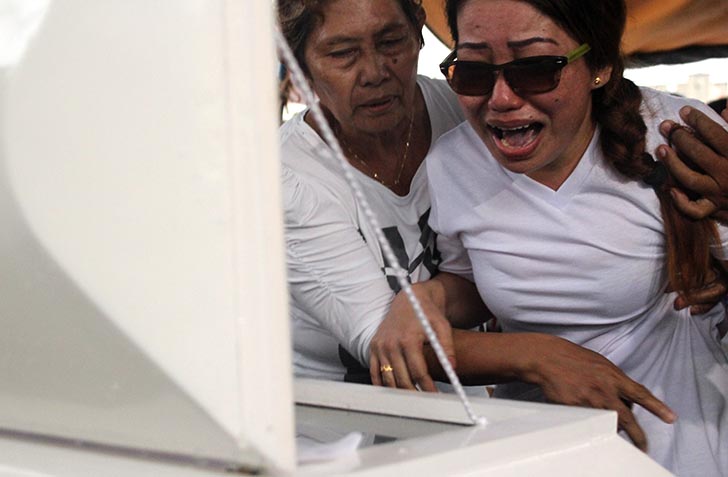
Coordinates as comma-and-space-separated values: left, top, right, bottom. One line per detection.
342, 115, 415, 188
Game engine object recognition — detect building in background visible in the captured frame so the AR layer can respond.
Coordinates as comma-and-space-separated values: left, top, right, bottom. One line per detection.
642, 73, 728, 104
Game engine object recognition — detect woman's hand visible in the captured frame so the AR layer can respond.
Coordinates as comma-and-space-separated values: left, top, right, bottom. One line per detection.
369, 281, 454, 392
657, 106, 728, 222
369, 273, 489, 391
518, 334, 677, 452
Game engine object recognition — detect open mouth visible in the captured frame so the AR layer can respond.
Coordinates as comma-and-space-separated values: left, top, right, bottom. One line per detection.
489, 123, 543, 150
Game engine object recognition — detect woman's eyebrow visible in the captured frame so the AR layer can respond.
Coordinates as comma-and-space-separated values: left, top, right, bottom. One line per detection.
316, 22, 408, 49
457, 37, 559, 51
376, 22, 409, 35
456, 41, 491, 51
317, 35, 359, 49
506, 37, 559, 49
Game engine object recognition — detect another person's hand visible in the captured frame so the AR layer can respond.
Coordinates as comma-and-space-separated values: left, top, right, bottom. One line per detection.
517, 334, 676, 452
672, 264, 728, 314
369, 281, 455, 392
657, 106, 728, 222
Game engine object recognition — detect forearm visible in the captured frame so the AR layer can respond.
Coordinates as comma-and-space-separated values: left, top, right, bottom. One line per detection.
418, 273, 492, 329
423, 329, 551, 385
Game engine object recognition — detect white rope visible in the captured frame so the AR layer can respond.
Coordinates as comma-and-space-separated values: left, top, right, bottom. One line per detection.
275, 26, 486, 426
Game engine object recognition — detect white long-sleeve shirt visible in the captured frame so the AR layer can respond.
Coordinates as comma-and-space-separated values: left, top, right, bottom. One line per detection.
281, 76, 465, 382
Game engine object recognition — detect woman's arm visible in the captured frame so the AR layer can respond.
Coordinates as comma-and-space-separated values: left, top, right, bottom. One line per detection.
284, 166, 394, 369
372, 291, 677, 452
368, 273, 676, 451
422, 330, 675, 452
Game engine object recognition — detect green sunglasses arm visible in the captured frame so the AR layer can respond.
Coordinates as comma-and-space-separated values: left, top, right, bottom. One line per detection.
567, 43, 591, 63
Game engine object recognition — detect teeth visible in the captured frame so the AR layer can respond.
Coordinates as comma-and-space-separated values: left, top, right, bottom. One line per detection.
490, 124, 532, 139
490, 123, 540, 149
498, 125, 530, 131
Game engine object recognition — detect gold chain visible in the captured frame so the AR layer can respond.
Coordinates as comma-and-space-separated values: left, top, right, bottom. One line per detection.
342, 115, 414, 188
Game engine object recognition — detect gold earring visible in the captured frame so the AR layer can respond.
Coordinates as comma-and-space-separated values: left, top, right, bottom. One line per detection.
594, 77, 602, 86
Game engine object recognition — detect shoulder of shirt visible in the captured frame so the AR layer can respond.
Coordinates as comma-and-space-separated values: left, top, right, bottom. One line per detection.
279, 112, 335, 174
279, 112, 357, 205
639, 86, 724, 125
416, 75, 450, 95
430, 120, 476, 157
416, 75, 465, 126
279, 111, 310, 154
425, 121, 480, 186
415, 75, 462, 109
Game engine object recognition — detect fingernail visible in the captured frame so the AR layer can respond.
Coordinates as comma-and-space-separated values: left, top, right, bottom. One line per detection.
680, 106, 692, 119
657, 146, 667, 159
660, 120, 674, 135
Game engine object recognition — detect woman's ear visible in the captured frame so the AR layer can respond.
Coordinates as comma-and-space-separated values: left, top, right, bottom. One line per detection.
592, 65, 613, 89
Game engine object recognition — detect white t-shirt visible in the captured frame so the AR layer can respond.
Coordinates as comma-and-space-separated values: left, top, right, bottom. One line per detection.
427, 87, 728, 476
281, 76, 465, 382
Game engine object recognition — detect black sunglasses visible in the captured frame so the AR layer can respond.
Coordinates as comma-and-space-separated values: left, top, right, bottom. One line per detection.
439, 43, 591, 96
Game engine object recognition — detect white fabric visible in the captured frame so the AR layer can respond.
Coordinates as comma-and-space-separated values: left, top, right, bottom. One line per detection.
281, 76, 465, 382
427, 87, 728, 476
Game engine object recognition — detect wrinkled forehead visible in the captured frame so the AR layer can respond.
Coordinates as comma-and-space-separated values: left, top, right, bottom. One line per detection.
309, 0, 413, 40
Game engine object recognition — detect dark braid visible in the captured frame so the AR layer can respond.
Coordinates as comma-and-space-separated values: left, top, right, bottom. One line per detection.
446, 0, 718, 297
593, 66, 649, 180
595, 63, 718, 297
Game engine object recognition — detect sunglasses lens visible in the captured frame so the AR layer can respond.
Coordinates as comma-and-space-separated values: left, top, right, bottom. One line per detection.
504, 60, 563, 93
447, 63, 496, 96
444, 57, 566, 96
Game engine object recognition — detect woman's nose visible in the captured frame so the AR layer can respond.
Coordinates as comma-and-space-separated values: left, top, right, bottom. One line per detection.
488, 72, 523, 111
359, 51, 390, 86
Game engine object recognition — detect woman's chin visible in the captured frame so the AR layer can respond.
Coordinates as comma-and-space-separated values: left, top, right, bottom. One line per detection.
484, 136, 542, 174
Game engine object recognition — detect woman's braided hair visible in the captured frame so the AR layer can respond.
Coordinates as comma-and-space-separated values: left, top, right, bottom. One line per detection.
446, 0, 717, 297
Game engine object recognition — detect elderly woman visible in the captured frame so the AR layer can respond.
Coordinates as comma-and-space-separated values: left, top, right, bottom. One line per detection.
372, 0, 728, 473
278, 0, 728, 454
280, 0, 464, 383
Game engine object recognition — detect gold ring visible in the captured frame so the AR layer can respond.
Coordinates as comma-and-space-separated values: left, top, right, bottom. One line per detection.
380, 364, 393, 373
